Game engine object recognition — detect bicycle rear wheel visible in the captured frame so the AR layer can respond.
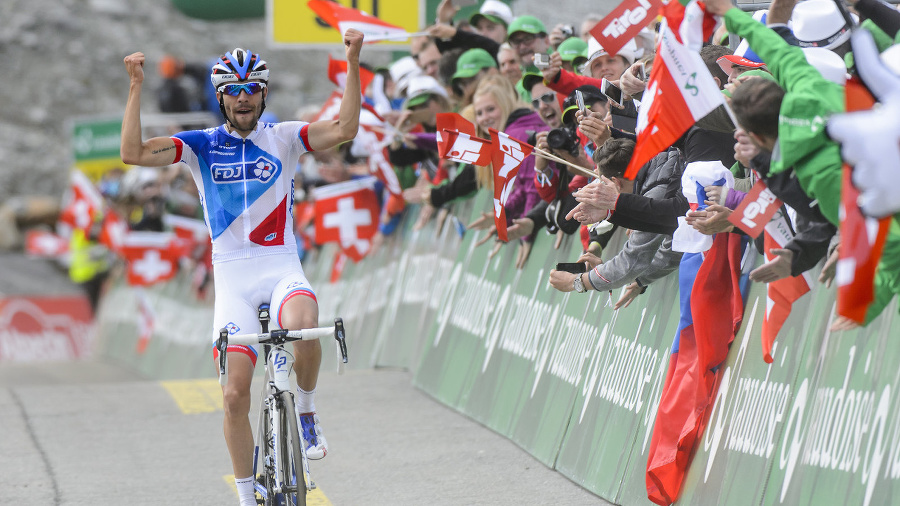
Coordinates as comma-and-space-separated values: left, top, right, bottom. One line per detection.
278, 391, 307, 506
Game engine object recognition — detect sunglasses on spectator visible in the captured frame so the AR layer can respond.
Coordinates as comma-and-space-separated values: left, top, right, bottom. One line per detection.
531, 92, 556, 109
218, 82, 267, 96
508, 34, 536, 47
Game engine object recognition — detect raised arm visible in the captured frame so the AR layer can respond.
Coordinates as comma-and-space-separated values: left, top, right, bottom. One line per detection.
120, 52, 179, 166
307, 29, 365, 151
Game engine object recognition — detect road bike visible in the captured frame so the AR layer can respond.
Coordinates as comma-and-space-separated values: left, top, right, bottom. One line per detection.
216, 304, 348, 506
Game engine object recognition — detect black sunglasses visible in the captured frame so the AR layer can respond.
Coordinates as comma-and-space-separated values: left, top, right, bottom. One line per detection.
531, 92, 556, 109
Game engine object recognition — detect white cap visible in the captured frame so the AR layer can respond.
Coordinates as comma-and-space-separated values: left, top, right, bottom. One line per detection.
585, 37, 638, 73
389, 56, 420, 83
792, 0, 856, 50
802, 47, 847, 85
470, 0, 514, 27
390, 56, 423, 97
403, 75, 449, 108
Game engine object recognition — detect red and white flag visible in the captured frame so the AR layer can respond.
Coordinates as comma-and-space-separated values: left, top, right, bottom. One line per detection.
164, 214, 210, 245
836, 168, 890, 323
663, 0, 719, 51
134, 287, 155, 354
760, 209, 811, 363
120, 231, 191, 286
436, 113, 492, 165
58, 170, 104, 234
98, 209, 128, 254
625, 26, 726, 178
590, 0, 663, 57
327, 54, 376, 93
357, 107, 403, 196
24, 229, 69, 258
488, 128, 533, 242
308, 0, 413, 42
313, 177, 380, 262
314, 90, 344, 122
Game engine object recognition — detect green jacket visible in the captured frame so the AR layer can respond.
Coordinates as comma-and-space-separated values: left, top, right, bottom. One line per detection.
726, 9, 900, 325
725, 8, 845, 226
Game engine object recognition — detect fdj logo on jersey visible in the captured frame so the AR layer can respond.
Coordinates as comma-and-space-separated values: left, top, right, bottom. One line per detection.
211, 156, 281, 184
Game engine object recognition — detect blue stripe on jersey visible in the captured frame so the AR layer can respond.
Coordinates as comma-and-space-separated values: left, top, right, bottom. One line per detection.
174, 127, 283, 240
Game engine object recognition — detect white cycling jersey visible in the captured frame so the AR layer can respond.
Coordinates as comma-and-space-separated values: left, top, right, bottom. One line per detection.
171, 121, 313, 264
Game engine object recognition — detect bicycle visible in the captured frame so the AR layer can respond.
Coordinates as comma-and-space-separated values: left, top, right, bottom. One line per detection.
216, 304, 348, 506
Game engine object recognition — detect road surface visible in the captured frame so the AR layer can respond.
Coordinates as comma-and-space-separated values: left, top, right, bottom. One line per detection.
0, 360, 611, 505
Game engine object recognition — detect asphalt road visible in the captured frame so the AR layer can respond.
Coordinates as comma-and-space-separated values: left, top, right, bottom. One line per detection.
0, 361, 611, 506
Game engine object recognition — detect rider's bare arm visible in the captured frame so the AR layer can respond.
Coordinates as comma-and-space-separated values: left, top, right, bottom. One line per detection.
306, 30, 365, 152
120, 51, 179, 167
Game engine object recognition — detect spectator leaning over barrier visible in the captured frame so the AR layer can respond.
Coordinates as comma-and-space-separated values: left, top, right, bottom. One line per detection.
507, 15, 551, 67
120, 31, 364, 506
702, 0, 900, 329
549, 138, 684, 303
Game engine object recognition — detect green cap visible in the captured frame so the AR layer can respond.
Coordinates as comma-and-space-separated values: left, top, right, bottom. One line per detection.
520, 72, 544, 93
557, 37, 588, 64
405, 94, 432, 108
507, 15, 546, 37
451, 48, 498, 82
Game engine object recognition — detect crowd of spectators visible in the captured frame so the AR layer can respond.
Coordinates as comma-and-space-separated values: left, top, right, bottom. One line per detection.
317, 0, 900, 329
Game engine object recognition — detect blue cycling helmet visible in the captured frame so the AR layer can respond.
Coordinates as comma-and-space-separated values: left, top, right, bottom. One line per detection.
210, 48, 269, 88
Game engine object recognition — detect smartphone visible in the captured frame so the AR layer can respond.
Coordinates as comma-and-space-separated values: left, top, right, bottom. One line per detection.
600, 78, 624, 106
452, 0, 479, 5
556, 262, 587, 273
533, 52, 550, 69
575, 89, 586, 115
635, 63, 646, 82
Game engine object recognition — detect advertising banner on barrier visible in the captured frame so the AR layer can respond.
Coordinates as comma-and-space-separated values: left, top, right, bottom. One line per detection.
554, 273, 682, 502
0, 296, 94, 362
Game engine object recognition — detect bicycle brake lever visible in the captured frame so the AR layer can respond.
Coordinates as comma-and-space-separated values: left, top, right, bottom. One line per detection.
334, 318, 348, 363
217, 327, 229, 386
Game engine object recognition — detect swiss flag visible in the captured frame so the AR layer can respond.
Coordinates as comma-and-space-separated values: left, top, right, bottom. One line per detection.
358, 108, 403, 196
24, 229, 69, 258
120, 231, 191, 286
308, 0, 410, 42
625, 26, 726, 178
58, 170, 104, 234
313, 178, 380, 262
436, 113, 492, 166
327, 54, 376, 94
760, 212, 811, 363
99, 209, 128, 253
488, 128, 533, 242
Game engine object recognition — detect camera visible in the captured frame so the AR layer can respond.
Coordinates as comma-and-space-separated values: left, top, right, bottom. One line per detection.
560, 24, 575, 39
533, 52, 550, 69
547, 125, 581, 157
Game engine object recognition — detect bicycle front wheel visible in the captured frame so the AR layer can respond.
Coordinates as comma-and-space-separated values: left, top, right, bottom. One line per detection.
279, 391, 307, 506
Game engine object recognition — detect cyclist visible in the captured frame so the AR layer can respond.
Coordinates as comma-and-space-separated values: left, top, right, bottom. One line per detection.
120, 29, 365, 506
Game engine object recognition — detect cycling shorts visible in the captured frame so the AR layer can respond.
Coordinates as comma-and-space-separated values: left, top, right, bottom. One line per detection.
210, 251, 317, 367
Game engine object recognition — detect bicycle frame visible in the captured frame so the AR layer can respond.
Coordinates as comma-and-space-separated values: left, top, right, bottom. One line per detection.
216, 305, 347, 506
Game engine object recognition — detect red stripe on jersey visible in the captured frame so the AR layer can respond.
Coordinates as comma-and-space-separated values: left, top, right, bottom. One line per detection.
299, 124, 314, 152
171, 137, 184, 164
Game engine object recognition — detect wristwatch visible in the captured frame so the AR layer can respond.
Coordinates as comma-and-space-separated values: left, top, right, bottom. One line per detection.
573, 273, 587, 293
